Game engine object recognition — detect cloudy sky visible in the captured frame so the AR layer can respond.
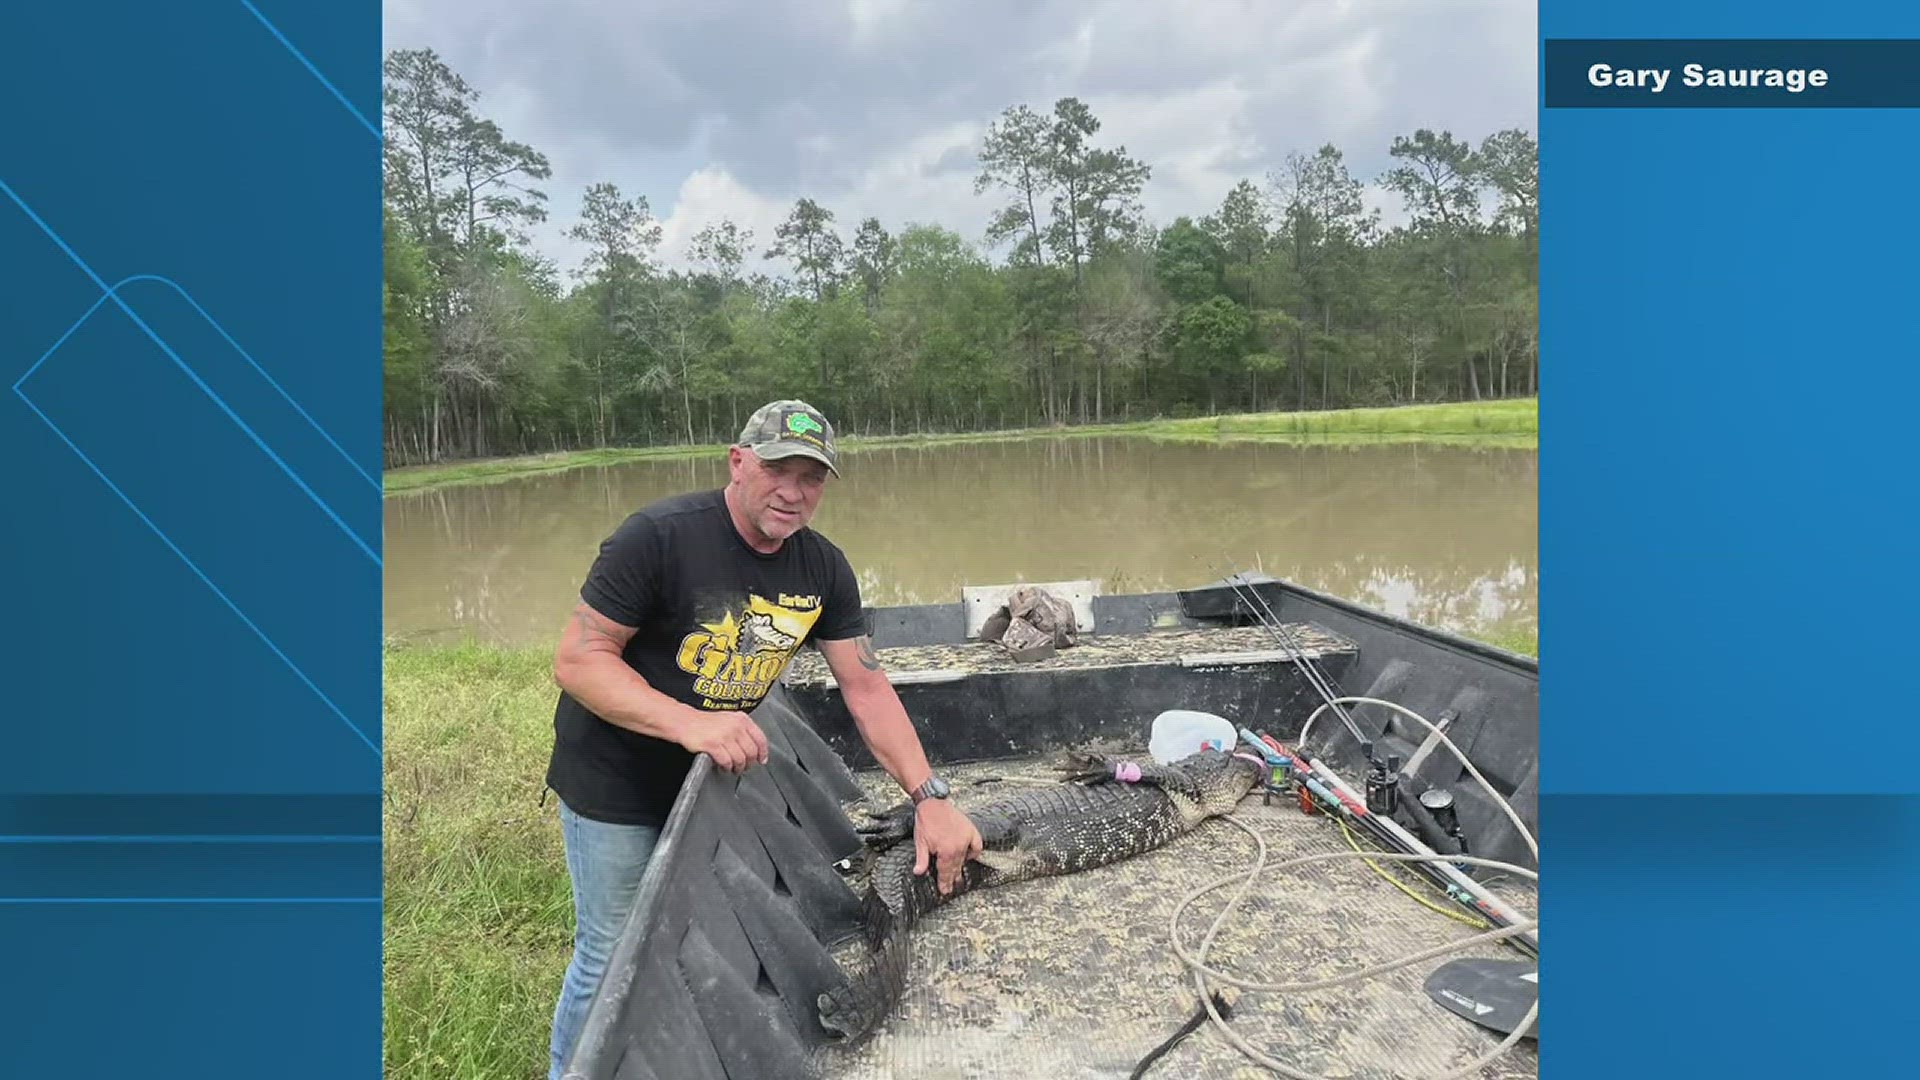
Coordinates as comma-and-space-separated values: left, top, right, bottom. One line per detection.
382, 0, 1535, 280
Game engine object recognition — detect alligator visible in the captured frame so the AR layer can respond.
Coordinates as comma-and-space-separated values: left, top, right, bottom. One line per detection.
816, 747, 1268, 1042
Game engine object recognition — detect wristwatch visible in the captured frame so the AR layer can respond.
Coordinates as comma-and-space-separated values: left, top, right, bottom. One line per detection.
910, 775, 951, 805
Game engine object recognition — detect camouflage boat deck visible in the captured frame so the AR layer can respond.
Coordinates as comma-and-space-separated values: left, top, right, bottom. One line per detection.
810, 751, 1539, 1080
783, 624, 1356, 687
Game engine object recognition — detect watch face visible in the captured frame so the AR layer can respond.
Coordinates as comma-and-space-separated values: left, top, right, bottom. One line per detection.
922, 777, 950, 799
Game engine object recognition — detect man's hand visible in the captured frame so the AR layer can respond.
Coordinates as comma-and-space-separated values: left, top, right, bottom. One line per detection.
814, 634, 982, 892
676, 710, 769, 773
912, 798, 984, 895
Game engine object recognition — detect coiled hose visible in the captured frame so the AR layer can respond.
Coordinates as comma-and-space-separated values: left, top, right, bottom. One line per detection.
1166, 695, 1540, 1078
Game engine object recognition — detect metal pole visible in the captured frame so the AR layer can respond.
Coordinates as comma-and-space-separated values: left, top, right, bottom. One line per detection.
1306, 755, 1538, 950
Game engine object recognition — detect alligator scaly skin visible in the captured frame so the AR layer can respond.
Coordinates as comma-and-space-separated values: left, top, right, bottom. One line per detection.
817, 749, 1264, 1042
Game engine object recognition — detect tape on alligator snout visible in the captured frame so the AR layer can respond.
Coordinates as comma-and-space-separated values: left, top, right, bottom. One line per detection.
1115, 762, 1143, 783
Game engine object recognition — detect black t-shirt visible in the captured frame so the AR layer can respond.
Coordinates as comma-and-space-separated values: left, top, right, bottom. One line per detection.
544, 489, 866, 825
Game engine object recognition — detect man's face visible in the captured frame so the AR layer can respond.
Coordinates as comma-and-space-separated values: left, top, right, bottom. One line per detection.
729, 448, 831, 545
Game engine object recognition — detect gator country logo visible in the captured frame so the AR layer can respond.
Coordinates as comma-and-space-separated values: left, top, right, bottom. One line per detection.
785, 412, 825, 437
675, 593, 824, 709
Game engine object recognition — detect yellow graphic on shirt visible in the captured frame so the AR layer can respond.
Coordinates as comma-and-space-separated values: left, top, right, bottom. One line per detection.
675, 593, 823, 708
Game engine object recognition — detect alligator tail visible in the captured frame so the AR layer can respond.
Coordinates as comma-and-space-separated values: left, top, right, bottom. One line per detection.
817, 808, 1016, 1041
816, 884, 913, 1042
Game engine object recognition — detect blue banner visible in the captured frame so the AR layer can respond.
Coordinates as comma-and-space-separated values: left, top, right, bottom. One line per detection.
1546, 39, 1920, 106
0, 2, 381, 1077
1544, 1, 1920, 1076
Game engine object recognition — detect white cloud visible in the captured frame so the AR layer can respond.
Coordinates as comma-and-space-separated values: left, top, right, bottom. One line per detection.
652, 121, 994, 276
1361, 181, 1411, 235
383, 0, 1535, 280
843, 120, 988, 232
1083, 83, 1260, 231
847, 0, 913, 47
654, 167, 794, 274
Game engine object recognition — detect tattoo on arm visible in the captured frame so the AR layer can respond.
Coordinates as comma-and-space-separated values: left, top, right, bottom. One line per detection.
854, 636, 882, 671
566, 604, 633, 657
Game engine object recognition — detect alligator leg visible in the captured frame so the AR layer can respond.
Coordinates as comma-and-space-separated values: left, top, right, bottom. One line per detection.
1056, 752, 1206, 804
854, 800, 916, 845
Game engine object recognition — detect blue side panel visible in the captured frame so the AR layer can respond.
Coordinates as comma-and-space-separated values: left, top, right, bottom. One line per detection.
1542, 3, 1920, 796
1542, 2, 1920, 1077
0, 3, 383, 1076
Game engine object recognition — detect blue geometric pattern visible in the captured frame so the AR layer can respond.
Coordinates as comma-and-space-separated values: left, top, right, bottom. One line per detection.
0, 4, 384, 1074
10, 250, 380, 755
240, 0, 381, 138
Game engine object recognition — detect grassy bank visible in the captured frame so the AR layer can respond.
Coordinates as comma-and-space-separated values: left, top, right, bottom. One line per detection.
383, 445, 718, 494
385, 398, 1538, 494
1475, 625, 1540, 659
1151, 398, 1538, 444
381, 618, 1534, 1078
383, 642, 571, 1080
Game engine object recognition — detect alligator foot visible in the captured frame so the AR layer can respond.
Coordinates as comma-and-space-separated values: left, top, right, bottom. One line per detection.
854, 800, 917, 845
1056, 752, 1205, 802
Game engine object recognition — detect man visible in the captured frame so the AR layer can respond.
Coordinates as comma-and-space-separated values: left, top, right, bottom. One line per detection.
541, 399, 983, 1080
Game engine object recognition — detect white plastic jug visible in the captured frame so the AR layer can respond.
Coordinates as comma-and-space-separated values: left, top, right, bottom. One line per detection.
1148, 709, 1239, 764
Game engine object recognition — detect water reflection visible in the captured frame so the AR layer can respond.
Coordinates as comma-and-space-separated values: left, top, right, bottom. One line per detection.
384, 439, 1536, 646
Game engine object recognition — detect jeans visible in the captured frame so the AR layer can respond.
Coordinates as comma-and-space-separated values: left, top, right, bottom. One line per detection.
548, 798, 661, 1080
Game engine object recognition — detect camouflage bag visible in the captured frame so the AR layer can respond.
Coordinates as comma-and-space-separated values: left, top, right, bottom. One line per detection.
980, 585, 1079, 662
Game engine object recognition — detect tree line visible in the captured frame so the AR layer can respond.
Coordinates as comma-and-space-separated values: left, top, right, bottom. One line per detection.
382, 48, 1537, 466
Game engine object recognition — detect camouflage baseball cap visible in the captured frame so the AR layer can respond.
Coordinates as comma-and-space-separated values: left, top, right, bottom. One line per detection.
737, 399, 839, 476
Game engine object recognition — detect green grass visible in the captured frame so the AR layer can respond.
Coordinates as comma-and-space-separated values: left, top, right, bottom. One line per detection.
383, 446, 721, 494
383, 641, 572, 1080
385, 398, 1538, 494
382, 610, 1534, 1075
1148, 398, 1538, 445
1476, 626, 1538, 658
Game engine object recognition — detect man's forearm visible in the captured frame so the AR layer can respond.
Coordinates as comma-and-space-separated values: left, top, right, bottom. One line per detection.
556, 652, 694, 744
839, 678, 935, 795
